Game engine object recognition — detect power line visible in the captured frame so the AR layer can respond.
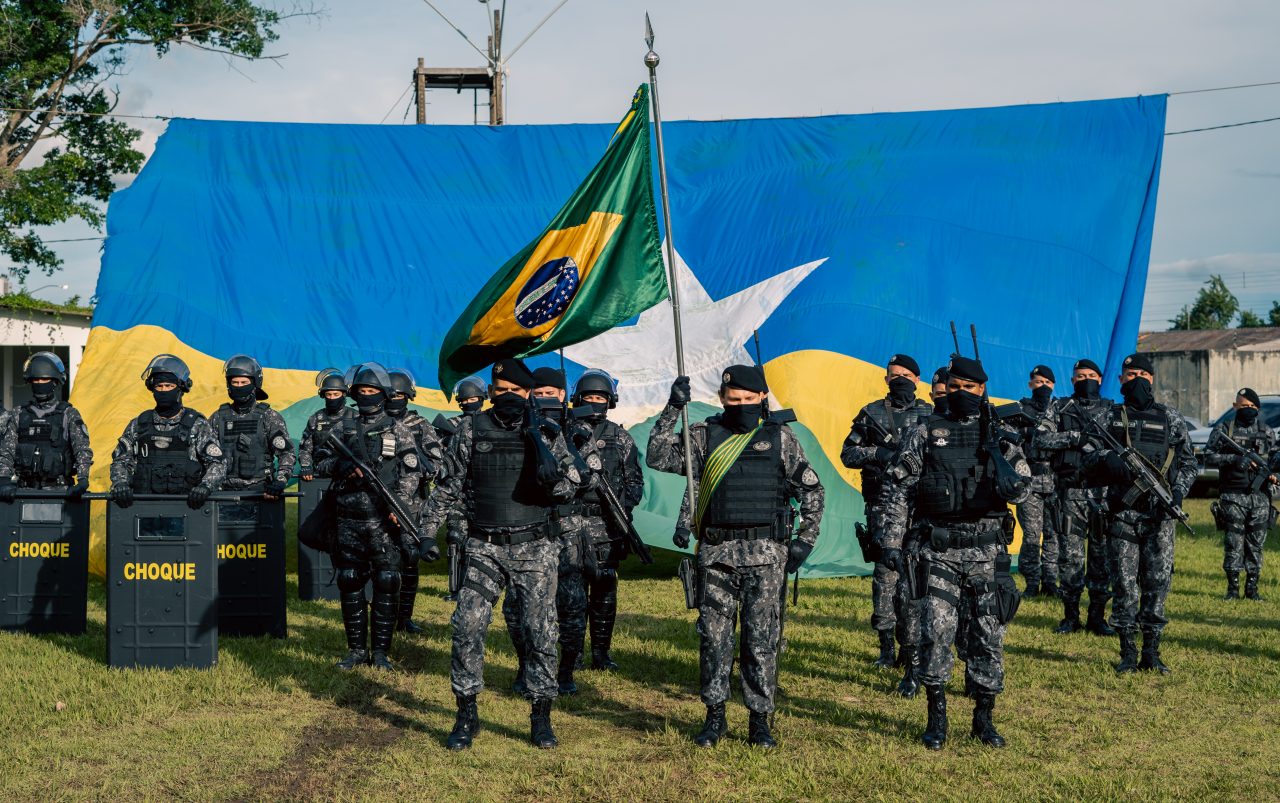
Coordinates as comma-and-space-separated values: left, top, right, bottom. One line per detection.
0, 106, 172, 121
1166, 115, 1280, 135
379, 82, 413, 125
1168, 79, 1280, 96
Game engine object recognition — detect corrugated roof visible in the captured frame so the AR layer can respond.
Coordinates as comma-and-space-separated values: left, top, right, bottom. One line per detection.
1136, 327, 1280, 353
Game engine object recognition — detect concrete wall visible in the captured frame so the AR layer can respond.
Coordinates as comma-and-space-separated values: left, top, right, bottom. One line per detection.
1143, 347, 1280, 425
1209, 350, 1280, 421
1149, 350, 1209, 423
0, 308, 91, 406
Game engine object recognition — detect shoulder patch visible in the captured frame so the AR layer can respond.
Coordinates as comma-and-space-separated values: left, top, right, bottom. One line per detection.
403, 452, 419, 468
474, 441, 493, 453
752, 440, 772, 451
931, 427, 949, 438
586, 453, 603, 471
801, 467, 819, 486
272, 436, 288, 450
207, 444, 223, 458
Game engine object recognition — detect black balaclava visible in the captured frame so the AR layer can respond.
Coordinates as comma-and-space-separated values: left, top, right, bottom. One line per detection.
491, 391, 526, 423
1030, 384, 1053, 410
153, 388, 183, 417
324, 396, 346, 414
354, 389, 386, 416
460, 399, 484, 414
1236, 407, 1260, 426
228, 382, 256, 409
574, 400, 609, 422
887, 376, 916, 407
947, 389, 983, 419
30, 381, 57, 404
1073, 378, 1101, 400
722, 402, 763, 433
384, 395, 409, 417
1120, 377, 1155, 411
932, 393, 949, 416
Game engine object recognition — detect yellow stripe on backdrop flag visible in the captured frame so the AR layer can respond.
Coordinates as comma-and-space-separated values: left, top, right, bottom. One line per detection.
71, 325, 448, 576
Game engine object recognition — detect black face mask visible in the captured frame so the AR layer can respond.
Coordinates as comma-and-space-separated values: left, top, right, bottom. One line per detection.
932, 394, 949, 416
540, 402, 566, 424
947, 389, 983, 418
228, 383, 256, 406
491, 392, 526, 422
887, 376, 916, 407
30, 383, 56, 403
1073, 378, 1101, 400
1120, 377, 1154, 411
1236, 407, 1260, 426
152, 388, 183, 417
722, 402, 763, 432
324, 396, 346, 414
1030, 384, 1053, 409
574, 400, 609, 421
355, 391, 386, 416
460, 399, 484, 414
384, 396, 409, 417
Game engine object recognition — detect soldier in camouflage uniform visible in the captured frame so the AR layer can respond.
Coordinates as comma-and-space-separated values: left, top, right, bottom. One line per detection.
435, 376, 487, 602
929, 367, 950, 416
569, 369, 645, 671
1203, 387, 1274, 601
315, 363, 426, 672
1014, 365, 1059, 598
109, 354, 227, 511
208, 355, 295, 500
648, 365, 824, 749
1085, 353, 1196, 674
0, 352, 93, 504
879, 355, 1030, 750
384, 368, 446, 633
423, 358, 580, 751
1034, 359, 1114, 635
298, 368, 355, 481
840, 353, 931, 697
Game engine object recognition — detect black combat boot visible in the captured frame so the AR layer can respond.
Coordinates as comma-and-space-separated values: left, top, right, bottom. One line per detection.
694, 703, 728, 748
512, 657, 530, 699
1115, 630, 1139, 674
922, 685, 947, 750
530, 699, 558, 749
1138, 629, 1171, 674
336, 591, 370, 670
873, 629, 896, 668
446, 694, 480, 750
748, 711, 777, 748
971, 692, 1006, 747
1245, 573, 1262, 600
557, 647, 580, 696
1224, 572, 1240, 600
1041, 579, 1058, 599
369, 589, 398, 671
1054, 595, 1081, 634
1023, 578, 1040, 598
588, 576, 620, 670
396, 563, 423, 634
1085, 597, 1116, 636
896, 645, 920, 699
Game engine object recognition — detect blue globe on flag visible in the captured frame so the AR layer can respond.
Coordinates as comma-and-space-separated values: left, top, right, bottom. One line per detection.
514, 256, 581, 329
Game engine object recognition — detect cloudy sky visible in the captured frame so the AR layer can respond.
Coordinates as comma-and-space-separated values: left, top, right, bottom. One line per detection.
26, 0, 1280, 331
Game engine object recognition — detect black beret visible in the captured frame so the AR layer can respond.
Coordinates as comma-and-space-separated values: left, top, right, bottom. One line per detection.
1030, 364, 1055, 382
531, 366, 566, 390
720, 364, 768, 393
1238, 387, 1261, 408
1121, 353, 1154, 375
947, 355, 988, 384
888, 354, 920, 377
491, 358, 536, 389
1073, 358, 1102, 375
931, 366, 950, 385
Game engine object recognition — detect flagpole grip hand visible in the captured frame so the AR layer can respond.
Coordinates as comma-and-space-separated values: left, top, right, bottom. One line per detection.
668, 376, 691, 409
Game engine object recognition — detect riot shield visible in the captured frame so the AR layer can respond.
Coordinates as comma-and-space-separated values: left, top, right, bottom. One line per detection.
0, 494, 89, 634
216, 498, 287, 638
296, 478, 339, 601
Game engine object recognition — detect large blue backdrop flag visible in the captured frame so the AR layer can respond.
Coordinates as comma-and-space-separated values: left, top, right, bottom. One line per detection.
76, 95, 1166, 577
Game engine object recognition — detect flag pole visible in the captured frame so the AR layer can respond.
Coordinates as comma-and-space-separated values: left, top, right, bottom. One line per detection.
644, 14, 698, 534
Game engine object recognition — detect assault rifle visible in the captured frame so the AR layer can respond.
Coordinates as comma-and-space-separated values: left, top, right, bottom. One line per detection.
952, 322, 1029, 499
1214, 431, 1276, 494
1081, 414, 1194, 535
324, 431, 423, 546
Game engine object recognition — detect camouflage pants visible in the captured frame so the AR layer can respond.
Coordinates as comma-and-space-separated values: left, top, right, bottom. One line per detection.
1107, 513, 1175, 634
1016, 482, 1059, 587
501, 515, 589, 656
893, 528, 925, 647
1218, 492, 1271, 575
698, 558, 786, 713
1057, 488, 1110, 603
920, 539, 1006, 695
452, 533, 559, 700
867, 508, 902, 635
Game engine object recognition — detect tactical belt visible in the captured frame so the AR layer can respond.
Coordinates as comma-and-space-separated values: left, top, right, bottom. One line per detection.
468, 526, 545, 547
928, 526, 1003, 551
700, 523, 786, 547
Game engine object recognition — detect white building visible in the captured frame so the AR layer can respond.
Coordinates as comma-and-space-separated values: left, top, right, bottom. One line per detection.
0, 301, 92, 407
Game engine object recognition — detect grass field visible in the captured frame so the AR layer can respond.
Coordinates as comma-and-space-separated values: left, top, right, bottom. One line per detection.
2, 498, 1278, 802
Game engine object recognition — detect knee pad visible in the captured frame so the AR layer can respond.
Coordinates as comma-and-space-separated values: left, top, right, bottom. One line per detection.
372, 569, 400, 593
336, 567, 368, 593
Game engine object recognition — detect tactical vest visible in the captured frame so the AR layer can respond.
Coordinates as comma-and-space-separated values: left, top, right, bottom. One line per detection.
1219, 420, 1270, 493
700, 419, 787, 529
216, 403, 272, 482
1018, 397, 1053, 467
467, 412, 547, 530
588, 420, 626, 487
1108, 404, 1174, 488
860, 399, 931, 497
307, 407, 354, 476
132, 410, 204, 493
15, 403, 72, 485
1053, 398, 1107, 484
915, 413, 1004, 521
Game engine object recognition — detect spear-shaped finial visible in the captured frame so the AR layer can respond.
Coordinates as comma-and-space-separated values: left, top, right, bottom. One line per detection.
645, 12, 655, 50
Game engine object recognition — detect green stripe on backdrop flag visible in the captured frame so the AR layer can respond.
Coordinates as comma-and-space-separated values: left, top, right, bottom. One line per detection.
438, 85, 668, 393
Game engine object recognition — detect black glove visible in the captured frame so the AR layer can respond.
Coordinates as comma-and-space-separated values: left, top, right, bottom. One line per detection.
264, 479, 287, 498
1100, 452, 1130, 483
672, 527, 691, 549
880, 546, 903, 575
530, 438, 562, 487
419, 536, 441, 562
0, 480, 16, 504
66, 478, 89, 502
112, 484, 134, 509
187, 484, 211, 510
785, 539, 814, 574
668, 376, 691, 409
997, 473, 1028, 501
873, 446, 895, 466
1171, 490, 1184, 510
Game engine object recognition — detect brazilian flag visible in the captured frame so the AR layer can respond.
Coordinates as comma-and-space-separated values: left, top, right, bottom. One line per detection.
437, 85, 668, 394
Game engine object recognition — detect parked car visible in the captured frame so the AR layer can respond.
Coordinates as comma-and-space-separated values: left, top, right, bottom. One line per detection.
1189, 395, 1280, 493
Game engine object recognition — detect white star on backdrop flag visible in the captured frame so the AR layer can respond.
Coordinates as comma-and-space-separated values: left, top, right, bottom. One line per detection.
563, 245, 825, 424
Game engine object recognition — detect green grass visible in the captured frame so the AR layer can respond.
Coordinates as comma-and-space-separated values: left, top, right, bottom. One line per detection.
2, 498, 1278, 802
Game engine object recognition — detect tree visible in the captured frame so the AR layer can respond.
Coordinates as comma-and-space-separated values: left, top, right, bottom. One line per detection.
1238, 309, 1265, 328
1167, 274, 1239, 330
1, 0, 312, 279
1269, 301, 1280, 327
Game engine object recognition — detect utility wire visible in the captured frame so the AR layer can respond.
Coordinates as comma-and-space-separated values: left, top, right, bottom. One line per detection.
379, 82, 413, 125
1168, 79, 1280, 96
1166, 115, 1280, 135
